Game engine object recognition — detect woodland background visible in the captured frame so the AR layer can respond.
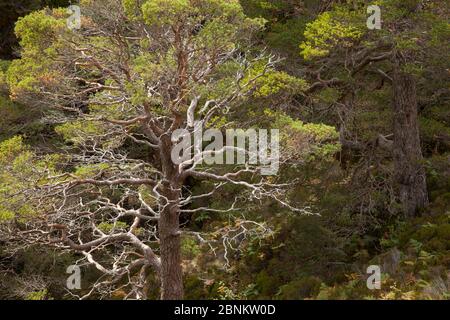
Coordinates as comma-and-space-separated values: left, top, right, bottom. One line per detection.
0, 0, 449, 300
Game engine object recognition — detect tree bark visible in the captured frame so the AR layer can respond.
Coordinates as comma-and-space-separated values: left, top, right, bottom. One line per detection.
392, 69, 429, 217
158, 182, 183, 299
158, 134, 184, 300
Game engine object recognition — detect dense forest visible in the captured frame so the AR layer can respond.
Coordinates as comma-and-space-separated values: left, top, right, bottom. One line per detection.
0, 0, 449, 300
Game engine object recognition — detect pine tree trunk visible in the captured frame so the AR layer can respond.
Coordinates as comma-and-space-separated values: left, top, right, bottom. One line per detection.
158, 133, 184, 300
158, 182, 183, 299
392, 69, 429, 217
